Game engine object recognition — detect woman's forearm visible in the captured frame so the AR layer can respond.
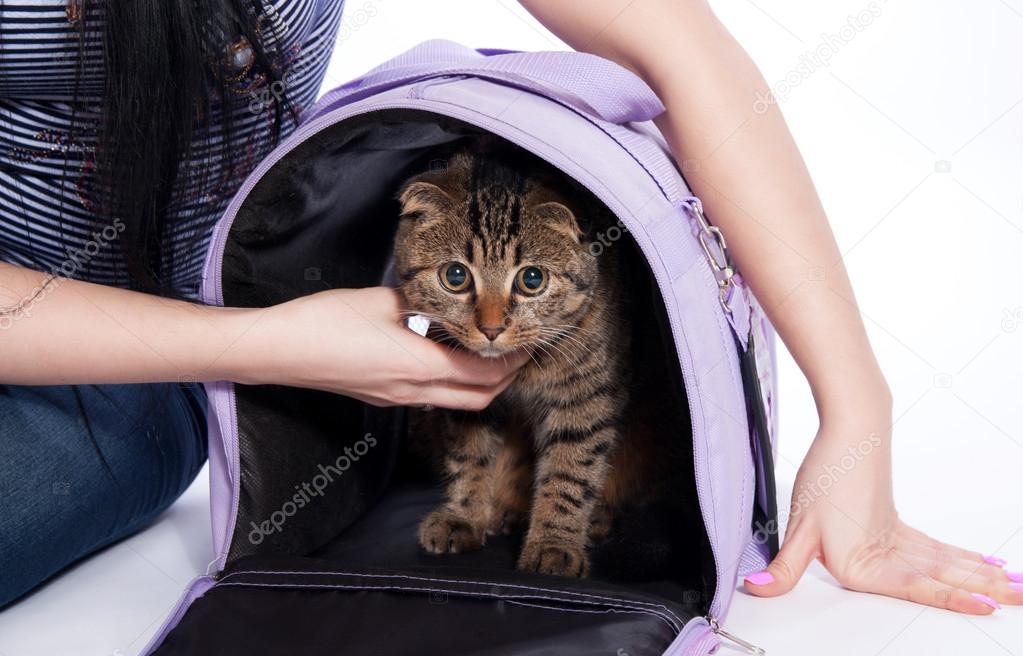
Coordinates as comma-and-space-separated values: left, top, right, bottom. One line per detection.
643, 17, 890, 421
0, 264, 525, 410
523, 0, 891, 424
0, 262, 258, 385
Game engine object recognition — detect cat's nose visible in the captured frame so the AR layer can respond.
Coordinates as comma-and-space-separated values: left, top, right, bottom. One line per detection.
478, 324, 506, 341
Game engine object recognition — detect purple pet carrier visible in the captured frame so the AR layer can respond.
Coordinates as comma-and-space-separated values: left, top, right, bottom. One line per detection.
144, 41, 780, 656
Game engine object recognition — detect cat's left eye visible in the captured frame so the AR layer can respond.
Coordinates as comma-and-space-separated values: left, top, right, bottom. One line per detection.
440, 262, 472, 292
514, 266, 547, 295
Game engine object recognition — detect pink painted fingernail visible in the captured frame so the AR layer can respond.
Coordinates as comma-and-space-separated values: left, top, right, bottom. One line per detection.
1009, 583, 1023, 593
982, 555, 1007, 567
1007, 571, 1023, 583
971, 593, 1001, 610
745, 571, 774, 586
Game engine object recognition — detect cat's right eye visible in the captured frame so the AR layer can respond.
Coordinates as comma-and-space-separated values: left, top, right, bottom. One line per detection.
439, 262, 472, 292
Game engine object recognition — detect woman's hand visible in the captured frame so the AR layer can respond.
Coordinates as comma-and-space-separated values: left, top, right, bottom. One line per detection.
743, 405, 1022, 615
233, 286, 528, 410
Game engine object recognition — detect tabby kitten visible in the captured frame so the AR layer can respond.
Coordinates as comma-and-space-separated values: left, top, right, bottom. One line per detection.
394, 147, 646, 578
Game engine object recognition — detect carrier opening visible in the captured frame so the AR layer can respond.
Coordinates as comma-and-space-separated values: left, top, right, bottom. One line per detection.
153, 110, 717, 656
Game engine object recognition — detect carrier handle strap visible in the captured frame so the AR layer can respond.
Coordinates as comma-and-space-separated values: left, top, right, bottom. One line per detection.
307, 40, 665, 125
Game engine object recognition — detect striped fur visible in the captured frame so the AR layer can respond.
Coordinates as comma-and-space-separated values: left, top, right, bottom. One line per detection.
395, 148, 648, 578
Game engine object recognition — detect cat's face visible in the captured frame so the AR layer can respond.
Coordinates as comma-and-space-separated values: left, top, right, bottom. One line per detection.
394, 153, 598, 359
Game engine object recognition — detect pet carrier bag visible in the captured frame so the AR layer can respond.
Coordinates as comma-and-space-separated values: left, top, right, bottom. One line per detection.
143, 40, 780, 656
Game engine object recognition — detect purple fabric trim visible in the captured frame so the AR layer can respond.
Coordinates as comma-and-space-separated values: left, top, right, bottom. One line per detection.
140, 576, 215, 656
663, 618, 718, 656
308, 40, 664, 125
203, 380, 237, 567
738, 539, 772, 577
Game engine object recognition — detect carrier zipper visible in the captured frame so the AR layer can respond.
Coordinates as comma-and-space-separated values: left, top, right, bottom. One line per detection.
708, 616, 765, 655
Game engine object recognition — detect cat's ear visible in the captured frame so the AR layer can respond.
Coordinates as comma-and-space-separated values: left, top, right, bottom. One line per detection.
398, 181, 456, 221
531, 201, 584, 243
397, 158, 468, 220
398, 180, 452, 220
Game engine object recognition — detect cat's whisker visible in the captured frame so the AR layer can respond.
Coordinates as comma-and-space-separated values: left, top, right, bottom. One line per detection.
547, 322, 596, 337
523, 345, 544, 370
536, 335, 568, 356
548, 330, 595, 348
535, 326, 584, 343
534, 336, 573, 364
549, 336, 588, 353
537, 323, 587, 337
535, 327, 588, 354
546, 342, 576, 364
550, 331, 585, 356
531, 342, 557, 366
522, 335, 552, 361
430, 331, 468, 355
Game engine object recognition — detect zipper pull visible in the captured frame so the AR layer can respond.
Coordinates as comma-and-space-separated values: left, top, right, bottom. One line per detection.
205, 557, 223, 581
708, 616, 765, 655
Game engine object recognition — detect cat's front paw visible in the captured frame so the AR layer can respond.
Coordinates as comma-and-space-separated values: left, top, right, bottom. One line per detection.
418, 511, 485, 554
517, 540, 589, 578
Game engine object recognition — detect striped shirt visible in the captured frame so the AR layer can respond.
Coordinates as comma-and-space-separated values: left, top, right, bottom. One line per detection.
0, 0, 345, 297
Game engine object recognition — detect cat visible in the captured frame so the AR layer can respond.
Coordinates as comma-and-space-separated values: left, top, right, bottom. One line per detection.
393, 145, 674, 578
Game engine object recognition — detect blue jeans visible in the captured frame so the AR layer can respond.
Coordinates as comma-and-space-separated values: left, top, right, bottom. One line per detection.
0, 383, 207, 608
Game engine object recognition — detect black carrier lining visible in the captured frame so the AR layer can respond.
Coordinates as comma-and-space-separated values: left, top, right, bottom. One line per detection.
154, 110, 715, 656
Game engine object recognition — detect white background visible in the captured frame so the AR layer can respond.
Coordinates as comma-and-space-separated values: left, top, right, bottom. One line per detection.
1, 1, 1021, 654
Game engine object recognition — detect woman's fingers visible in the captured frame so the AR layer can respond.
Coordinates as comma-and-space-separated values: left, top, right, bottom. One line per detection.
894, 530, 1011, 579
866, 560, 1000, 615
743, 522, 818, 597
897, 524, 1011, 571
897, 552, 1023, 605
435, 347, 531, 387
741, 518, 1015, 615
352, 381, 501, 411
409, 377, 517, 411
361, 366, 522, 411
400, 330, 529, 388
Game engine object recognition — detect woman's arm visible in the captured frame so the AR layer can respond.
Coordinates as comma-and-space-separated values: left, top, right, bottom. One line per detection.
521, 0, 1019, 614
0, 262, 524, 409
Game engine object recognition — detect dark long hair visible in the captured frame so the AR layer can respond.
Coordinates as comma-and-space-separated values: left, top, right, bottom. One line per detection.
78, 0, 292, 294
